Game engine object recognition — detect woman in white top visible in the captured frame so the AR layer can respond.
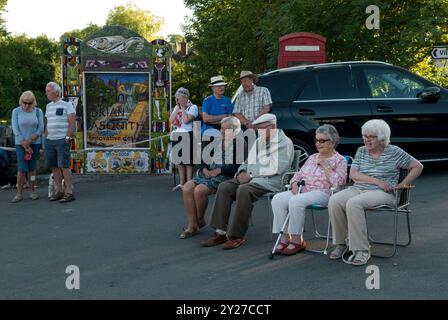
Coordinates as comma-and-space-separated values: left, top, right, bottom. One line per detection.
169, 87, 198, 191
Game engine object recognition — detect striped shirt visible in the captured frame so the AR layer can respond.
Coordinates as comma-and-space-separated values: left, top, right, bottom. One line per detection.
351, 145, 415, 191
45, 100, 75, 140
233, 86, 272, 122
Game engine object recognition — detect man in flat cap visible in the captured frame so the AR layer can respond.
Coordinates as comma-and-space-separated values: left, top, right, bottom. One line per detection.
201, 113, 293, 250
232, 71, 272, 130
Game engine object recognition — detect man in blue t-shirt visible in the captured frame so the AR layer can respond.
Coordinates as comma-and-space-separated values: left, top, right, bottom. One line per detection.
201, 76, 233, 137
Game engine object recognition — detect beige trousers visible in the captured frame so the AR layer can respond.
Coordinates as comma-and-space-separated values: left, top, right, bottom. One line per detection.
328, 186, 395, 251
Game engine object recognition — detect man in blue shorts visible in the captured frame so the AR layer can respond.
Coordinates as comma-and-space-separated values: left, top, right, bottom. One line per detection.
44, 82, 76, 203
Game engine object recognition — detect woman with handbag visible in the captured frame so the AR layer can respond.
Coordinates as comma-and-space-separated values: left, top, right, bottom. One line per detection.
11, 91, 44, 202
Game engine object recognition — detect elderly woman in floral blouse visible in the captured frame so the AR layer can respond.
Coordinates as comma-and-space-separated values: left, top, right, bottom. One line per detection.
271, 124, 347, 256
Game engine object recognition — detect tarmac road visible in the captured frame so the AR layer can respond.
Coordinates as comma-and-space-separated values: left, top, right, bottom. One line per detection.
0, 163, 447, 300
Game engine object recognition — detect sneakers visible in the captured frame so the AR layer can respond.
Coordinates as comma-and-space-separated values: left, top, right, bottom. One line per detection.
201, 233, 228, 247
11, 194, 23, 203
329, 245, 347, 260
29, 192, 39, 200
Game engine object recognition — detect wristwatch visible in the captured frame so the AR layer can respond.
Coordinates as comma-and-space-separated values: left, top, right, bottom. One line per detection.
65, 136, 71, 141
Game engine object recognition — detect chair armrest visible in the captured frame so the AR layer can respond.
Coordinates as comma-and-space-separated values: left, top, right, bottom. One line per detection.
394, 185, 415, 190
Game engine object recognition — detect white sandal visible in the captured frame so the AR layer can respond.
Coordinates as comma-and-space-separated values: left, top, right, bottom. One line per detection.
348, 250, 371, 266
329, 245, 347, 260
171, 184, 183, 192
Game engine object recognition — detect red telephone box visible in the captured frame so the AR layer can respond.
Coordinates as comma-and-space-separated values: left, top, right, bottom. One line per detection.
277, 32, 326, 68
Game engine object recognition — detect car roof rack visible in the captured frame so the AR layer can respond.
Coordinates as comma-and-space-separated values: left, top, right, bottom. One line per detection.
263, 61, 392, 76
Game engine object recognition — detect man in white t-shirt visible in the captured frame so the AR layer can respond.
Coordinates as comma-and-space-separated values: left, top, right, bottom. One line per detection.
44, 82, 76, 202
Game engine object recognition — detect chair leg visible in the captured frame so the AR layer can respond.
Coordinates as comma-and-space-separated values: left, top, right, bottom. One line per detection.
267, 194, 273, 241
306, 210, 332, 255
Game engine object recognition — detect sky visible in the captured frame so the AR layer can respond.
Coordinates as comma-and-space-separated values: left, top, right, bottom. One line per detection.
4, 0, 191, 40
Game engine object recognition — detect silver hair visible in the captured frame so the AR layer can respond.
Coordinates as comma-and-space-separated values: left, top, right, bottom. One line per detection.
175, 87, 190, 99
362, 119, 391, 146
316, 124, 340, 147
221, 116, 241, 135
46, 82, 62, 96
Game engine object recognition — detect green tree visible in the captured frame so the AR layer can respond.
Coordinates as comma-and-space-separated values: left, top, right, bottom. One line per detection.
183, 0, 448, 96
0, 0, 7, 37
106, 3, 163, 41
61, 23, 101, 41
63, 3, 163, 41
0, 35, 59, 118
184, 0, 283, 101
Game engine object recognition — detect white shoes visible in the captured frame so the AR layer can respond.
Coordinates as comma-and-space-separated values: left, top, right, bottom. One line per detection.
11, 194, 23, 203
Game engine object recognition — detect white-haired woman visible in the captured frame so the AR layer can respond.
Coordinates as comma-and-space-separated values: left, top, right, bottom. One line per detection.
271, 124, 347, 256
328, 119, 423, 266
169, 87, 198, 191
179, 117, 247, 239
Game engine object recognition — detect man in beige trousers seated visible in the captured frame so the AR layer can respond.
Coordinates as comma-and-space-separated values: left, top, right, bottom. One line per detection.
201, 113, 294, 250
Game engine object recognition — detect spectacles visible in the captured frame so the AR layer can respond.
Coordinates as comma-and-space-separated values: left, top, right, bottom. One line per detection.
22, 101, 34, 105
314, 139, 330, 144
362, 135, 378, 140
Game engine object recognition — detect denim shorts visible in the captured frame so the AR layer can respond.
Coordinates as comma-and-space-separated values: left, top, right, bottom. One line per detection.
44, 138, 71, 168
15, 144, 41, 172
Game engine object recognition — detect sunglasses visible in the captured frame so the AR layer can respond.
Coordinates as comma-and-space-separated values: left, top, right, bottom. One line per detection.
314, 139, 330, 144
22, 101, 34, 105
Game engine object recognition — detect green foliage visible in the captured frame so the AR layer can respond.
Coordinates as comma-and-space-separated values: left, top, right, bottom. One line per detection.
61, 23, 101, 41
0, 35, 59, 119
106, 3, 163, 41
0, 0, 7, 37
181, 0, 448, 97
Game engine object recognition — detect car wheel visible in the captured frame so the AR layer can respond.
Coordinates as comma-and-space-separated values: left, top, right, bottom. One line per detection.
292, 139, 313, 167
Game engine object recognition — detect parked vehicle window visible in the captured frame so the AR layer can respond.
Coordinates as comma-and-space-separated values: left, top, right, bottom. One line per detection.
298, 67, 358, 100
363, 68, 425, 98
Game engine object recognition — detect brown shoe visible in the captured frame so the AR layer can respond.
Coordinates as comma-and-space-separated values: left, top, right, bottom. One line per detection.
59, 193, 75, 203
201, 233, 227, 247
49, 191, 64, 201
222, 237, 246, 250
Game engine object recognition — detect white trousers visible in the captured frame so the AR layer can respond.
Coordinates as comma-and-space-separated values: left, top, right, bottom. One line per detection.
271, 190, 330, 235
328, 186, 395, 251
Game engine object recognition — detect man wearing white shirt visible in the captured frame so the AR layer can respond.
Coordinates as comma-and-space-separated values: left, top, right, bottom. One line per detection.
44, 82, 76, 202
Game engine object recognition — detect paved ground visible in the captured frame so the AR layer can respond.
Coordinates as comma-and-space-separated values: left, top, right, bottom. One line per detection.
0, 163, 447, 300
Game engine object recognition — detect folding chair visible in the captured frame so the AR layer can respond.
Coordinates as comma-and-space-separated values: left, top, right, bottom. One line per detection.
264, 148, 305, 239
365, 168, 413, 258
305, 155, 353, 255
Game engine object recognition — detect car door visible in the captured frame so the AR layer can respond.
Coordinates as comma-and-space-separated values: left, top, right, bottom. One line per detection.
356, 65, 448, 160
292, 65, 372, 156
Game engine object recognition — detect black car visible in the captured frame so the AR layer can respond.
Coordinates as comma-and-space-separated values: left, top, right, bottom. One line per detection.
254, 61, 448, 162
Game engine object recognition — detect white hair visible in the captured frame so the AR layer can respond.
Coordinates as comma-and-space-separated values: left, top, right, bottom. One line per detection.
362, 119, 391, 146
46, 82, 62, 96
221, 116, 241, 135
316, 124, 340, 147
175, 87, 190, 99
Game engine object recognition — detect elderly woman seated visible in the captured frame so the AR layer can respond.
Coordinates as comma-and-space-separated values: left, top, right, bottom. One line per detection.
179, 117, 246, 239
328, 119, 424, 266
271, 124, 348, 256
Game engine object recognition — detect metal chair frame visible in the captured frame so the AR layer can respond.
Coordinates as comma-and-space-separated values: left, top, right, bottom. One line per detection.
365, 168, 413, 258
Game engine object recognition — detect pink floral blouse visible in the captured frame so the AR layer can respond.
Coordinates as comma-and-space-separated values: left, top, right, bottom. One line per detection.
290, 153, 347, 194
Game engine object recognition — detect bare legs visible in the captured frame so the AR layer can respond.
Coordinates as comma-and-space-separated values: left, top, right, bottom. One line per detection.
182, 181, 213, 232
52, 167, 73, 194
